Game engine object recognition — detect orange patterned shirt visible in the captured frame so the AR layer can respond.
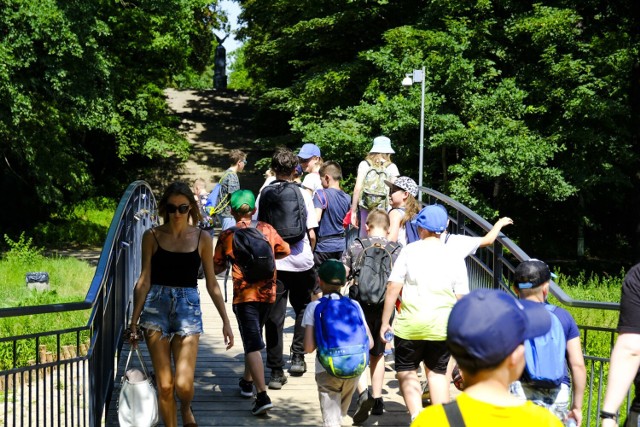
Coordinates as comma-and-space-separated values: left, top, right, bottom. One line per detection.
214, 221, 290, 304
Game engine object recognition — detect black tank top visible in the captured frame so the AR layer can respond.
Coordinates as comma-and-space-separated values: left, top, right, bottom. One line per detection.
150, 229, 202, 287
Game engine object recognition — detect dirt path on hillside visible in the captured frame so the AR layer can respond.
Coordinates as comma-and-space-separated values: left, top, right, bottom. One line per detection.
162, 88, 270, 194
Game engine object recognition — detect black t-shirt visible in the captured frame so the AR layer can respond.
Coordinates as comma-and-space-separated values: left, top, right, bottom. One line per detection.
618, 263, 640, 411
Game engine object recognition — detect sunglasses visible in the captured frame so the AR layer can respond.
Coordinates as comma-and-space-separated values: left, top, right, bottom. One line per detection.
389, 186, 404, 194
166, 203, 190, 214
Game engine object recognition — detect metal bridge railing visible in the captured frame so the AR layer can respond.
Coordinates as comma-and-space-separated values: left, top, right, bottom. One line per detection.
420, 185, 627, 426
0, 181, 156, 427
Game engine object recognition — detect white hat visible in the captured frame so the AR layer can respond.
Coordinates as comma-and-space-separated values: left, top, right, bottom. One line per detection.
369, 136, 395, 154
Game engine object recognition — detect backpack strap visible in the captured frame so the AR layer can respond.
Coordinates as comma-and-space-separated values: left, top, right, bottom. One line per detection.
351, 238, 373, 279
442, 401, 465, 427
316, 188, 329, 210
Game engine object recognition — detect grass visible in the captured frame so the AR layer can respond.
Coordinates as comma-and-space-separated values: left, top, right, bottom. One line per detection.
0, 233, 94, 370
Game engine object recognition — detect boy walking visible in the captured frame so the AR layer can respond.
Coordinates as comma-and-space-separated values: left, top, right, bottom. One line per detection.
255, 147, 319, 387
217, 149, 247, 230
341, 209, 401, 420
213, 190, 290, 415
412, 289, 562, 426
313, 161, 351, 266
510, 259, 586, 426
303, 260, 374, 427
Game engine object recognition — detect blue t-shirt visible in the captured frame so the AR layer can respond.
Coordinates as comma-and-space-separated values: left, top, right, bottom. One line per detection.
313, 188, 351, 253
549, 304, 580, 386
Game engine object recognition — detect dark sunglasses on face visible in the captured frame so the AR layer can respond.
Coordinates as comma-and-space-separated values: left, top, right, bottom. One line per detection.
166, 203, 190, 214
389, 186, 404, 195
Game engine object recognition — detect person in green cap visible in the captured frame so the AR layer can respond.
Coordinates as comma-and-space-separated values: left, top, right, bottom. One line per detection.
214, 189, 290, 416
302, 260, 374, 427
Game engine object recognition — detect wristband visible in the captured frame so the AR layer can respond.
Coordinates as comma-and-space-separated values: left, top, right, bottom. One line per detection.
599, 410, 617, 421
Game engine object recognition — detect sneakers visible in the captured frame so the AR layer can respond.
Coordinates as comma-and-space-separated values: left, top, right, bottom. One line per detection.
352, 390, 374, 425
268, 369, 288, 390
289, 353, 307, 376
239, 377, 254, 398
251, 391, 273, 416
371, 397, 384, 415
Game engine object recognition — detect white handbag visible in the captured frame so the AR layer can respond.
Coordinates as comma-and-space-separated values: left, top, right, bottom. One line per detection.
118, 347, 159, 427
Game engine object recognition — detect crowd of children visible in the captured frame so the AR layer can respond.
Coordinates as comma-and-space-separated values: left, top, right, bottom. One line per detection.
170, 136, 588, 426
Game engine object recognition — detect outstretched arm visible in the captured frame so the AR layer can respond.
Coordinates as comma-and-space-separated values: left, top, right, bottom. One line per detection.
479, 217, 513, 247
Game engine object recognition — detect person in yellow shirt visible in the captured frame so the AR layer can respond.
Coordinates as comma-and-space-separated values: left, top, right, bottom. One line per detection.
412, 289, 563, 427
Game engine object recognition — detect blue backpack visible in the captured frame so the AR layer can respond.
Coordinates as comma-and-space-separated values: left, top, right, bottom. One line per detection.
314, 294, 369, 378
523, 305, 566, 388
204, 171, 231, 215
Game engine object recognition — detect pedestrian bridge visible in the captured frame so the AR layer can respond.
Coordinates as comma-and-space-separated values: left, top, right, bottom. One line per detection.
0, 181, 626, 426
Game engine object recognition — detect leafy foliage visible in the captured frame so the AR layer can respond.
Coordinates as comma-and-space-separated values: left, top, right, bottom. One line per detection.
235, 0, 640, 264
0, 0, 226, 233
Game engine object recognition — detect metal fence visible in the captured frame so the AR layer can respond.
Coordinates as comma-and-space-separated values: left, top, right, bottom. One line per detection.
0, 182, 629, 426
421, 185, 628, 426
0, 181, 156, 427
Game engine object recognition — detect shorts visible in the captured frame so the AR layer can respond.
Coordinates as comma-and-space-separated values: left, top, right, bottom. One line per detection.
233, 301, 272, 353
139, 285, 203, 340
394, 336, 450, 374
361, 305, 391, 357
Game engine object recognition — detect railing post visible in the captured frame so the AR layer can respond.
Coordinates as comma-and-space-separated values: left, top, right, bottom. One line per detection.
492, 240, 504, 290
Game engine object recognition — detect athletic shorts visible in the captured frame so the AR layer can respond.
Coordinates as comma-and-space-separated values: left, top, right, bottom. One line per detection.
394, 336, 450, 374
233, 301, 272, 354
361, 305, 392, 357
139, 285, 203, 339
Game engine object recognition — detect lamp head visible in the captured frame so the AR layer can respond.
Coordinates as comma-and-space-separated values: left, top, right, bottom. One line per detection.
402, 75, 413, 87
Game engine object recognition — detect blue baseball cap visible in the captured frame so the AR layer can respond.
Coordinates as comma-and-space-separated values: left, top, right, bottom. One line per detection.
447, 289, 552, 367
412, 204, 448, 233
297, 143, 321, 159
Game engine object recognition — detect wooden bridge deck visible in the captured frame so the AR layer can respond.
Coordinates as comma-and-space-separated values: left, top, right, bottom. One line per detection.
105, 271, 413, 427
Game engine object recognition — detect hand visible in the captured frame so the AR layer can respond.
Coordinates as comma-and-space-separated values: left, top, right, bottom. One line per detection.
380, 325, 392, 343
566, 408, 582, 426
351, 210, 359, 228
222, 323, 234, 350
126, 326, 142, 349
496, 217, 513, 228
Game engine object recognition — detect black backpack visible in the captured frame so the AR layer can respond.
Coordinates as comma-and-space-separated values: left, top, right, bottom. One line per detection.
231, 221, 276, 283
258, 180, 307, 244
349, 238, 401, 306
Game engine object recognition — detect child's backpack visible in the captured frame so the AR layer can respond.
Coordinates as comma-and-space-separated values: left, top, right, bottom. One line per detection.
348, 238, 401, 307
522, 305, 566, 388
314, 294, 370, 378
258, 180, 307, 244
204, 171, 231, 216
359, 160, 390, 211
230, 221, 276, 283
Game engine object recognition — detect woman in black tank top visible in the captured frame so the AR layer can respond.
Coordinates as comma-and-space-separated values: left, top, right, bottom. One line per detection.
128, 182, 234, 427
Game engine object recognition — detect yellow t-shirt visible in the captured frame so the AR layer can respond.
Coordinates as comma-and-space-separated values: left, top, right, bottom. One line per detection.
411, 392, 563, 427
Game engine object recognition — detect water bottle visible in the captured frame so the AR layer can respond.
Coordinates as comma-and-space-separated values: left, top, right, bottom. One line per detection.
384, 330, 393, 342
565, 418, 577, 427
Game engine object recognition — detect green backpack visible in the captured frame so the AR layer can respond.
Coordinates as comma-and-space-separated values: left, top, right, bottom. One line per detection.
359, 160, 389, 211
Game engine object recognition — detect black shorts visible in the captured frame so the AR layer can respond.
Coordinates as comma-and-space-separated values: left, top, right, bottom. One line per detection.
361, 305, 393, 357
394, 336, 450, 374
233, 302, 272, 354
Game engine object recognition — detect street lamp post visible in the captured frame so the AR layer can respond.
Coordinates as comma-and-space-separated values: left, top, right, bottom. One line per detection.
402, 67, 426, 200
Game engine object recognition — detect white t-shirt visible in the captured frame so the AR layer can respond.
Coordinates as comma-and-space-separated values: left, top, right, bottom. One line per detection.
388, 239, 468, 341
441, 233, 482, 258
254, 182, 318, 272
302, 294, 367, 374
301, 172, 322, 196
357, 160, 400, 183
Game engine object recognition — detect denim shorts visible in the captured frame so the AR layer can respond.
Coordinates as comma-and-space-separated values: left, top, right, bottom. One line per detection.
139, 285, 203, 339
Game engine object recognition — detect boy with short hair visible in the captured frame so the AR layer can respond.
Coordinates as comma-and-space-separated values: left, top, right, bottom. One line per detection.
341, 209, 401, 420
217, 149, 247, 230
303, 260, 374, 427
313, 161, 351, 266
213, 189, 290, 415
411, 289, 563, 426
510, 259, 586, 426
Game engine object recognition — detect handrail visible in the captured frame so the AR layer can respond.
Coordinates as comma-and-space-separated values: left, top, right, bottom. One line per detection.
419, 185, 620, 310
0, 181, 154, 319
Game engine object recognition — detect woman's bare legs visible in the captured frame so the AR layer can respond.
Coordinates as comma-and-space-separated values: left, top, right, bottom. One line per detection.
145, 330, 178, 427
172, 334, 200, 425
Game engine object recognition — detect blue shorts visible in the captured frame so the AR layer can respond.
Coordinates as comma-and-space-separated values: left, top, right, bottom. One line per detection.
139, 285, 203, 339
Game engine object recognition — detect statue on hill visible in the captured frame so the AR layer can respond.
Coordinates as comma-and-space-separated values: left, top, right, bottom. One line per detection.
214, 34, 229, 90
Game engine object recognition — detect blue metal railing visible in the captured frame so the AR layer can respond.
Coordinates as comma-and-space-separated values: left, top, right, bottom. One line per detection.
0, 181, 156, 426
